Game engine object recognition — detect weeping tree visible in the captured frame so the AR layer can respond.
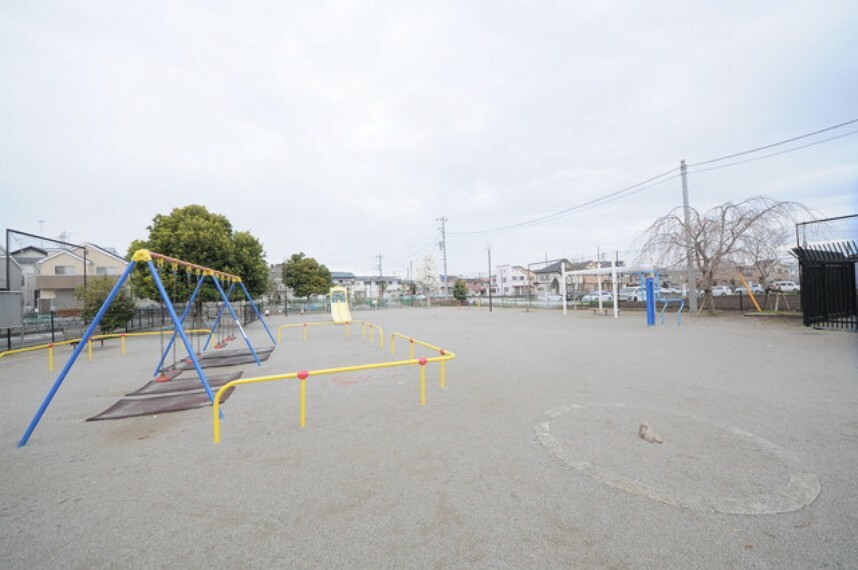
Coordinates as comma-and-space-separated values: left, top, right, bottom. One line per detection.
637, 196, 809, 315
734, 222, 794, 289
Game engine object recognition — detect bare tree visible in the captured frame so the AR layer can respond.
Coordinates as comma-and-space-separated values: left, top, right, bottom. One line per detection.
637, 196, 809, 315
734, 222, 794, 288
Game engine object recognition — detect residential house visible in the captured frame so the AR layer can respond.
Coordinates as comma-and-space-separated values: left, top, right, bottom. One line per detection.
32, 243, 129, 313
352, 275, 405, 301
492, 265, 533, 296
461, 276, 490, 296
1, 246, 25, 293
562, 260, 627, 293
533, 260, 578, 294
10, 246, 47, 309
733, 260, 794, 287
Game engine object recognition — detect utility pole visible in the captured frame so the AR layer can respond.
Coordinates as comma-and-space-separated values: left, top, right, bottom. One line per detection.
487, 246, 492, 313
376, 253, 383, 300
436, 216, 448, 296
681, 160, 698, 312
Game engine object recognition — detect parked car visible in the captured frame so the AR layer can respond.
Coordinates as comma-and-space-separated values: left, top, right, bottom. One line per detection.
618, 287, 644, 302
735, 283, 764, 295
700, 285, 732, 296
770, 280, 800, 293
565, 290, 586, 301
582, 291, 613, 303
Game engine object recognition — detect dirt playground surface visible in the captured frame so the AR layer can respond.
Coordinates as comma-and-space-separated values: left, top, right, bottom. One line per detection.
1, 307, 857, 568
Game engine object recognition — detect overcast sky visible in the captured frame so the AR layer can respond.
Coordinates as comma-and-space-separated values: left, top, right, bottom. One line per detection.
2, 1, 856, 278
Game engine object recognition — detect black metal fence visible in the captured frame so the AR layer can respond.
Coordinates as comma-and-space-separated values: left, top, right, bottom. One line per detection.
5, 300, 267, 351
793, 241, 857, 331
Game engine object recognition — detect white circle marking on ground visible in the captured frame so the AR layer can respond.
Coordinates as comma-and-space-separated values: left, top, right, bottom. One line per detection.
535, 404, 820, 515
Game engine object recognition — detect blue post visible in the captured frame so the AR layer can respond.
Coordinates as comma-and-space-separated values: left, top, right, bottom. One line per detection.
19, 261, 138, 447
645, 277, 656, 327
211, 276, 262, 366
147, 261, 219, 406
153, 274, 206, 377
238, 281, 277, 346
203, 281, 235, 351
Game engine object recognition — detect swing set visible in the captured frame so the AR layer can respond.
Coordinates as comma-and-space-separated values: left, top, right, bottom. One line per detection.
17, 249, 276, 447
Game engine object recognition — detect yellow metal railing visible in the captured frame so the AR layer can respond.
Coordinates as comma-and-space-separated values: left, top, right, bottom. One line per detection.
359, 321, 384, 349
389, 332, 451, 388
212, 332, 455, 443
276, 320, 385, 349
277, 321, 350, 343
0, 329, 211, 371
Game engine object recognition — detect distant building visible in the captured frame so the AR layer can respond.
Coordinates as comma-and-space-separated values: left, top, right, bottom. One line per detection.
0, 246, 25, 292
30, 243, 128, 313
352, 275, 406, 301
492, 265, 532, 296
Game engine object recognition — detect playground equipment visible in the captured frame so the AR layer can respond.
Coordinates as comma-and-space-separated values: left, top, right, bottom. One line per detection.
17, 249, 276, 447
212, 324, 454, 443
329, 286, 351, 324
278, 320, 386, 349
634, 271, 684, 326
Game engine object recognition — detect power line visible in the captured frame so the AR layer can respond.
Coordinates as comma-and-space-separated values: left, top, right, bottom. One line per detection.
448, 118, 858, 239
386, 236, 438, 265
450, 167, 680, 237
688, 128, 858, 174
687, 118, 858, 167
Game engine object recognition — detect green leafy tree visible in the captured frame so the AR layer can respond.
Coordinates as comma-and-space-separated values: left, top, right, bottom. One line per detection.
230, 230, 269, 299
76, 277, 136, 333
282, 253, 331, 298
452, 279, 469, 303
128, 205, 269, 302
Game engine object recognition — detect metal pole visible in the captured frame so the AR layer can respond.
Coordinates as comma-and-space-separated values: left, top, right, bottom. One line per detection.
238, 281, 277, 345
612, 253, 619, 319
487, 247, 493, 312
681, 160, 698, 312
437, 217, 448, 296
18, 260, 138, 447
597, 247, 603, 312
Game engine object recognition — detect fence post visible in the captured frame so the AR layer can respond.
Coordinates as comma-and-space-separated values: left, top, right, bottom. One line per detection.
419, 358, 427, 406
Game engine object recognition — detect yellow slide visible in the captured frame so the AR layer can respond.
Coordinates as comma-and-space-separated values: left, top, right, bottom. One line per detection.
330, 286, 352, 324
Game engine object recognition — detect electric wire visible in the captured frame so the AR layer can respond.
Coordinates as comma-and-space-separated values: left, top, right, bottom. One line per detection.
688, 128, 858, 174
386, 236, 439, 265
687, 118, 858, 167
450, 166, 680, 237
448, 118, 857, 239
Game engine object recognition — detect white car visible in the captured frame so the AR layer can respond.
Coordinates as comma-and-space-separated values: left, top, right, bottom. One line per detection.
735, 283, 764, 295
618, 287, 645, 302
770, 281, 800, 293
702, 285, 732, 296
582, 291, 613, 303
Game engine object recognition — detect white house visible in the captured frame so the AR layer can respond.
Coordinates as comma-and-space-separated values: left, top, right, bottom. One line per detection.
492, 265, 532, 296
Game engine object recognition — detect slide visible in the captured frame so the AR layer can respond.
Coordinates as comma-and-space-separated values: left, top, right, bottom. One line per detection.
329, 286, 352, 324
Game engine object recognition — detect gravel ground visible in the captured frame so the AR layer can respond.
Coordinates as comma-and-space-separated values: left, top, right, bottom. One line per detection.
1, 307, 857, 568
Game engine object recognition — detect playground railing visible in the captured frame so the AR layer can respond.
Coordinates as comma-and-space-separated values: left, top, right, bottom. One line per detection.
212, 332, 455, 443
277, 321, 349, 343
0, 329, 212, 371
389, 332, 451, 387
277, 320, 385, 349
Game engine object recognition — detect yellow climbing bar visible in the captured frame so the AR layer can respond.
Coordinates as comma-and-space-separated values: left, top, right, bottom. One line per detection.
212, 330, 455, 443
130, 249, 241, 282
